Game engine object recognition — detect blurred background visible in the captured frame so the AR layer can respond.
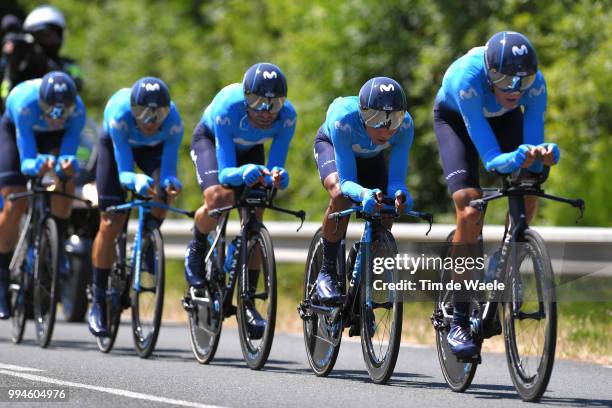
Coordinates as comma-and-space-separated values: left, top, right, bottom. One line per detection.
3, 0, 611, 226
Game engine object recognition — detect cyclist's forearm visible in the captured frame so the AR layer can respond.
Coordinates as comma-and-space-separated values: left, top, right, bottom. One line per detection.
218, 164, 248, 186
340, 179, 363, 203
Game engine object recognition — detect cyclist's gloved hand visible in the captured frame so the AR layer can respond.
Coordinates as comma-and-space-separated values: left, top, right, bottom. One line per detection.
362, 188, 382, 215
55, 155, 79, 179
485, 144, 532, 174
120, 171, 154, 196
242, 164, 265, 186
271, 166, 289, 190
394, 190, 414, 213
528, 143, 560, 173
162, 176, 182, 192
21, 154, 55, 176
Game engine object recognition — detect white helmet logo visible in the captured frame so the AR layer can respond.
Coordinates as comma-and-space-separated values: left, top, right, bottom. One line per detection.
53, 83, 67, 92
512, 45, 528, 56
379, 84, 395, 92
143, 83, 160, 91
263, 71, 277, 79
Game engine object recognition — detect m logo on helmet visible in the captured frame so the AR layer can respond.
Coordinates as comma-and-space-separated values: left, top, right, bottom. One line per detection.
379, 84, 395, 92
263, 71, 277, 80
144, 83, 160, 91
53, 83, 67, 93
512, 45, 528, 56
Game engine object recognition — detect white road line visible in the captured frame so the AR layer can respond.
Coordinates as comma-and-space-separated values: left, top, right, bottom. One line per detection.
0, 369, 226, 408
0, 363, 44, 372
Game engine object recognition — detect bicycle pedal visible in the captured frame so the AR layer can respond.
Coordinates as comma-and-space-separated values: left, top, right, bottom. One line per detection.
181, 296, 194, 312
457, 353, 482, 364
297, 302, 312, 321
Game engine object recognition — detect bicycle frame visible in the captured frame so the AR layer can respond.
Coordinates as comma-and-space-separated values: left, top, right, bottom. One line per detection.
106, 198, 194, 292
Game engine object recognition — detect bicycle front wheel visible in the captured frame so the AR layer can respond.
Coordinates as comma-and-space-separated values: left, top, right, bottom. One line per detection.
503, 229, 556, 402
131, 227, 165, 358
236, 226, 276, 370
33, 217, 59, 348
360, 229, 402, 384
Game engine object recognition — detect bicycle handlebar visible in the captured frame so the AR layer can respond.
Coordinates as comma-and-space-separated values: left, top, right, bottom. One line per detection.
327, 205, 433, 235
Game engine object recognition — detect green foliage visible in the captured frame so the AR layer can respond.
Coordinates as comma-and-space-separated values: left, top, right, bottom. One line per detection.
17, 0, 612, 225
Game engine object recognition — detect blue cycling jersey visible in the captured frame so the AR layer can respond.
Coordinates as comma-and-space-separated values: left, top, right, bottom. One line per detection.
5, 78, 86, 162
324, 96, 414, 203
435, 46, 547, 171
200, 83, 297, 185
103, 88, 184, 183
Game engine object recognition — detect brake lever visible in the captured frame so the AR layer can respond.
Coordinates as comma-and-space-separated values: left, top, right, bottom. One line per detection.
469, 199, 487, 225
573, 199, 585, 224
295, 210, 306, 232
422, 213, 433, 236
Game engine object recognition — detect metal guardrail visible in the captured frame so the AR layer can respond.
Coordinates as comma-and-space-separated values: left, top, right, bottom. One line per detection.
134, 220, 612, 276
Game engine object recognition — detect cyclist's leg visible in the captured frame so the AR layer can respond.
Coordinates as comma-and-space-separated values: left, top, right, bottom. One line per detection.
0, 116, 28, 318
435, 102, 481, 357
187, 123, 234, 288
89, 134, 128, 336
315, 127, 350, 302
490, 108, 539, 223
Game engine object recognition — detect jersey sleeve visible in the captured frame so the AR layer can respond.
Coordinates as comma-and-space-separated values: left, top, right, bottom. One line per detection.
330, 119, 363, 202
522, 73, 547, 146
13, 106, 38, 162
159, 108, 184, 182
387, 119, 413, 197
59, 99, 87, 156
455, 81, 503, 170
107, 116, 135, 174
267, 108, 296, 169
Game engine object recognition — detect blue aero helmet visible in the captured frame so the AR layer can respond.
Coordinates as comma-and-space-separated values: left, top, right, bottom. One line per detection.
38, 71, 77, 120
484, 31, 538, 93
358, 77, 407, 130
130, 76, 171, 126
243, 62, 287, 113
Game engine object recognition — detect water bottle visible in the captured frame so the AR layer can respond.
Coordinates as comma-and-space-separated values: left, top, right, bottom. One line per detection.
484, 250, 500, 284
224, 237, 242, 275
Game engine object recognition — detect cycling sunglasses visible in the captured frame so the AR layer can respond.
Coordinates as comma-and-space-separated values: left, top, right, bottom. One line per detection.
488, 70, 537, 93
360, 109, 405, 130
244, 93, 286, 113
131, 104, 170, 126
39, 100, 75, 121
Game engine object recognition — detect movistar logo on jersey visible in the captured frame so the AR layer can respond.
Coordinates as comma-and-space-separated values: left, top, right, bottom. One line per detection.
283, 117, 296, 128
143, 83, 160, 91
215, 115, 230, 126
459, 87, 478, 100
263, 71, 277, 79
53, 83, 67, 93
528, 85, 546, 98
379, 84, 395, 92
512, 45, 528, 56
110, 118, 128, 130
334, 121, 352, 133
169, 124, 183, 135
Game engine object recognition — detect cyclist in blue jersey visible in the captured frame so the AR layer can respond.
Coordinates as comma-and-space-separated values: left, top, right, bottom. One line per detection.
434, 31, 560, 358
185, 62, 296, 337
0, 71, 84, 319
314, 77, 414, 303
88, 77, 184, 336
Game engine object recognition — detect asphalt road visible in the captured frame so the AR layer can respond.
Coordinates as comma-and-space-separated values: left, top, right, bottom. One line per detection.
0, 320, 610, 407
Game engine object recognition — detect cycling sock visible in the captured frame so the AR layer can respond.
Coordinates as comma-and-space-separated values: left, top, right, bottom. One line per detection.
0, 251, 12, 280
193, 225, 208, 244
452, 301, 470, 327
322, 238, 340, 273
92, 267, 110, 290
144, 214, 163, 232
53, 216, 69, 242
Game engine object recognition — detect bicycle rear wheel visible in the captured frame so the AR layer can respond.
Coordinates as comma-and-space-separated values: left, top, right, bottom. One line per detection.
433, 230, 478, 392
33, 217, 59, 348
301, 227, 342, 377
132, 227, 165, 358
236, 226, 276, 369
361, 229, 402, 384
10, 236, 30, 344
503, 229, 556, 402
97, 233, 126, 353
187, 224, 225, 364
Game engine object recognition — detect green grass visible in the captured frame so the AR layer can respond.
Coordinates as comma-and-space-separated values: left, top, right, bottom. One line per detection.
164, 261, 612, 364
